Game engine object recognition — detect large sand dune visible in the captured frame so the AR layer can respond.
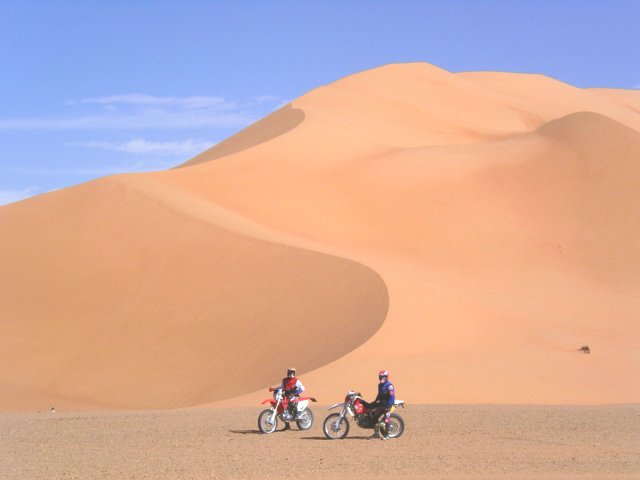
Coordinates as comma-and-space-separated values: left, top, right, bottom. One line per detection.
1, 62, 638, 411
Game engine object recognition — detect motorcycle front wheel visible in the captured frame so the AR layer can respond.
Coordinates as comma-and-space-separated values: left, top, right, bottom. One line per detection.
258, 409, 278, 434
386, 413, 405, 438
296, 409, 314, 430
322, 413, 350, 439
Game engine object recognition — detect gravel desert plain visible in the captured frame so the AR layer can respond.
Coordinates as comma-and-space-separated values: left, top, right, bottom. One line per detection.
2, 405, 639, 479
1, 63, 639, 478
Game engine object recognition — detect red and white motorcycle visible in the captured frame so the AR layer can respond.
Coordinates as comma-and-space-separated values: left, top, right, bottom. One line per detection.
258, 387, 317, 433
323, 390, 405, 439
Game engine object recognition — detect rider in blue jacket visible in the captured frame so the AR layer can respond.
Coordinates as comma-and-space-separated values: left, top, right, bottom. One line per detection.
371, 370, 395, 440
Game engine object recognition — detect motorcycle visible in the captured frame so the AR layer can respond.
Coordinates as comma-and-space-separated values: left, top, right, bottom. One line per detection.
322, 390, 405, 440
257, 387, 317, 434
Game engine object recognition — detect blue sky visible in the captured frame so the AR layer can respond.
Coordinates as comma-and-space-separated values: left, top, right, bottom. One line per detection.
1, 0, 638, 205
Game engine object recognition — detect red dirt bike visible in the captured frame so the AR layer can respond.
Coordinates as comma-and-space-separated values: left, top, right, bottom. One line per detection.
322, 390, 405, 439
258, 387, 317, 433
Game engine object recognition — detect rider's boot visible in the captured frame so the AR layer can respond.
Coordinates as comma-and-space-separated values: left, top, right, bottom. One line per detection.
380, 422, 390, 440
283, 422, 291, 431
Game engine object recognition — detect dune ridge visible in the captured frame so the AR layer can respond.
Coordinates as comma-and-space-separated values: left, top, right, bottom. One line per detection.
1, 62, 639, 411
179, 103, 305, 167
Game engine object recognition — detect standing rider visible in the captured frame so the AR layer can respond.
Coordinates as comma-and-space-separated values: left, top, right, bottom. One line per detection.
370, 370, 395, 440
280, 367, 305, 430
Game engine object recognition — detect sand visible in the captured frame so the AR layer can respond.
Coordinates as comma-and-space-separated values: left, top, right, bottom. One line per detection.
1, 62, 639, 411
1, 404, 638, 479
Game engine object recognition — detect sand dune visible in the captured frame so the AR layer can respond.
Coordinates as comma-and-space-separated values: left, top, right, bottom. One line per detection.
0, 178, 388, 410
1, 62, 639, 411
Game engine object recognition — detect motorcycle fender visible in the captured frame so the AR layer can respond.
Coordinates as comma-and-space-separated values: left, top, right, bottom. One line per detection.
328, 402, 345, 410
261, 399, 276, 406
296, 400, 309, 411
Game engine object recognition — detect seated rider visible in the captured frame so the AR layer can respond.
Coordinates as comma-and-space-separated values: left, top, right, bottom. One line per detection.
280, 367, 305, 430
369, 370, 395, 440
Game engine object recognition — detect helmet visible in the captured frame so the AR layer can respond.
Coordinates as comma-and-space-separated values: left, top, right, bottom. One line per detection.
378, 370, 389, 380
287, 367, 296, 378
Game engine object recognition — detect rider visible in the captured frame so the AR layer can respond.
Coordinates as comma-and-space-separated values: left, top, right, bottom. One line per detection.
280, 367, 305, 430
370, 370, 395, 440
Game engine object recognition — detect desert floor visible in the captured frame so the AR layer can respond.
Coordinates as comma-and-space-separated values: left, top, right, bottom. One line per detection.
1, 404, 638, 479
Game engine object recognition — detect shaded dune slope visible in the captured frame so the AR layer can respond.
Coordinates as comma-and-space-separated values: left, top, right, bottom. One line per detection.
0, 177, 388, 411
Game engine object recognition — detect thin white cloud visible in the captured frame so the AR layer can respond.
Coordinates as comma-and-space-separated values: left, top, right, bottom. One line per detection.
7, 160, 175, 177
77, 94, 228, 109
0, 110, 254, 130
253, 95, 280, 104
0, 186, 39, 206
0, 94, 281, 130
73, 138, 215, 156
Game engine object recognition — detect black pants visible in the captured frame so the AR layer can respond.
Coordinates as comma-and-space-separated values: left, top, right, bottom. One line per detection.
369, 400, 387, 423
285, 395, 298, 420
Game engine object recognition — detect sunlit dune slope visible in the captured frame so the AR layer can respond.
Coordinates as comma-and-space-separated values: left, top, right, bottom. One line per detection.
161, 109, 640, 405
1, 62, 639, 410
167, 64, 639, 405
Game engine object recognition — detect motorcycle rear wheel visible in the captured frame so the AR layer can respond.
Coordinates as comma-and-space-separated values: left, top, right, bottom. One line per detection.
386, 413, 405, 438
258, 409, 278, 434
323, 413, 350, 439
296, 409, 313, 430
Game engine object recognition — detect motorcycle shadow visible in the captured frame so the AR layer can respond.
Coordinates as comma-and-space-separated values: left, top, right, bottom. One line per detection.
301, 436, 372, 441
228, 429, 264, 435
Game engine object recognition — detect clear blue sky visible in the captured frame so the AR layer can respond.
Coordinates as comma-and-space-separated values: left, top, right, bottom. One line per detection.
1, 0, 638, 205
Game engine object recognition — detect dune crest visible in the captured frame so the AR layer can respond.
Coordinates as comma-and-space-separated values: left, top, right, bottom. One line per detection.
179, 104, 305, 167
1, 62, 639, 410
